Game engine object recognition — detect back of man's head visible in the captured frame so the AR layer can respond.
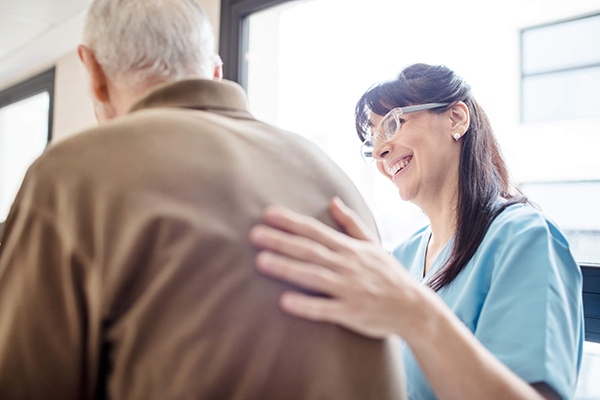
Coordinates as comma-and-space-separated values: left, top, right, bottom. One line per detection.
82, 0, 216, 92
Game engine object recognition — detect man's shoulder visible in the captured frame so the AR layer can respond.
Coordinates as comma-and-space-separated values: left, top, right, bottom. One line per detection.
43, 108, 227, 163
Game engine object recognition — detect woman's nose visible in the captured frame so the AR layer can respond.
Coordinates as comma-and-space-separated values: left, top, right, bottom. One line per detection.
373, 139, 392, 160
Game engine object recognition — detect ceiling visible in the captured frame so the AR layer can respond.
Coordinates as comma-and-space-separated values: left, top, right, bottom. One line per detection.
0, 0, 92, 87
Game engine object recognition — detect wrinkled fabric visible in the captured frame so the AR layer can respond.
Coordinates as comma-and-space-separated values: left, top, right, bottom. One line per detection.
0, 79, 406, 400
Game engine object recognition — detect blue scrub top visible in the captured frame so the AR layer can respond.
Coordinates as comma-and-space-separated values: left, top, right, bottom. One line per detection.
393, 203, 584, 400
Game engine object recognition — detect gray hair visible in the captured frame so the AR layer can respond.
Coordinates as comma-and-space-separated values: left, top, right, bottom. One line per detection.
83, 0, 216, 90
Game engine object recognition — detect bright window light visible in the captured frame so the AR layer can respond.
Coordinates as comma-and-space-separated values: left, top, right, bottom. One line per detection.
0, 91, 50, 222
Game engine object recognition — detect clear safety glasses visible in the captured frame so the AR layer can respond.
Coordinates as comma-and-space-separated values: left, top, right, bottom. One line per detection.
360, 102, 449, 163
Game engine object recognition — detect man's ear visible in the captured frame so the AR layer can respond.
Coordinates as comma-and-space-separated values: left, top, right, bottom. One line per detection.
77, 45, 110, 103
212, 54, 223, 81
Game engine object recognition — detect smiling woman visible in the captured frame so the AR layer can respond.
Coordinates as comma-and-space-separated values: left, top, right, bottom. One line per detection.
356, 64, 530, 290
249, 63, 584, 400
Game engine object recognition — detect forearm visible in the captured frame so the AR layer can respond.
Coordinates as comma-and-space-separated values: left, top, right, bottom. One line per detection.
402, 287, 545, 400
249, 203, 570, 400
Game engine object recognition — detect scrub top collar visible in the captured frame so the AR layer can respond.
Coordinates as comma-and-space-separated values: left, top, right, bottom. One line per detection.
413, 227, 455, 284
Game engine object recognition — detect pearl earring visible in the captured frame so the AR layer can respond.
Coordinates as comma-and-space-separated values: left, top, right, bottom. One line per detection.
453, 133, 461, 141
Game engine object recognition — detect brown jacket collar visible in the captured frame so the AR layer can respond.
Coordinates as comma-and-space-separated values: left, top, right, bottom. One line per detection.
128, 79, 253, 118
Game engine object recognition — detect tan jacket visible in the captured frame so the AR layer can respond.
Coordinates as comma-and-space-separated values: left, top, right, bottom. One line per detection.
0, 79, 405, 400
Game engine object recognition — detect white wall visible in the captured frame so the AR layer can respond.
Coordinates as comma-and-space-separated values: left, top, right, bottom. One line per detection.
0, 0, 222, 141
52, 51, 96, 141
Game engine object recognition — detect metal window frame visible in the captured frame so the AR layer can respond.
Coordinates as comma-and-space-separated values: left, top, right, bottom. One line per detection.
219, 0, 297, 87
0, 68, 55, 143
0, 67, 56, 238
0, 68, 55, 233
583, 264, 600, 342
519, 11, 600, 122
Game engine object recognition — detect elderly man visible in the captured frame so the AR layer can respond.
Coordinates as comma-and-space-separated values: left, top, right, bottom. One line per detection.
0, 0, 405, 399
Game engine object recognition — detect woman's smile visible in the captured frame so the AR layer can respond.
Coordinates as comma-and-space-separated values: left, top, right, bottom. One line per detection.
387, 155, 413, 178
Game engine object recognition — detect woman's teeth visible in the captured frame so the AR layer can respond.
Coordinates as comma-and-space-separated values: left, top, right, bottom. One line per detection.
389, 157, 412, 175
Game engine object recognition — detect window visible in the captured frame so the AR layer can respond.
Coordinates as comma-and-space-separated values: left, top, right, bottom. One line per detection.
519, 181, 600, 263
221, 0, 429, 250
221, 0, 600, 396
521, 13, 600, 123
0, 68, 54, 240
519, 14, 600, 359
578, 340, 600, 399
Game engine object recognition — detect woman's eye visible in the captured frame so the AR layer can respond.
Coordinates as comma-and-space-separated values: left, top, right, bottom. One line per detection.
385, 119, 399, 134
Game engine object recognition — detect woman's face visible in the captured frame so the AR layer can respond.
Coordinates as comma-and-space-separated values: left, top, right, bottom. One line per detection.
371, 106, 464, 208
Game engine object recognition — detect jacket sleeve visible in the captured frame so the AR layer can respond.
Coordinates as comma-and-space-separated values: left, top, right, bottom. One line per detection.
0, 195, 91, 399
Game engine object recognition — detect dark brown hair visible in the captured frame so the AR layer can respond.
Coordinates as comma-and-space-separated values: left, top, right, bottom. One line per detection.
355, 63, 527, 291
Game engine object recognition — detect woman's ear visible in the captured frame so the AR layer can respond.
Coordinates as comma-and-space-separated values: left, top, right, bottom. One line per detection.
449, 101, 470, 139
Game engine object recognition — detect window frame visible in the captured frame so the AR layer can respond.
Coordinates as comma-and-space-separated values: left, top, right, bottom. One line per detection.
0, 68, 55, 142
219, 0, 297, 86
583, 264, 600, 342
519, 11, 600, 123
0, 68, 55, 239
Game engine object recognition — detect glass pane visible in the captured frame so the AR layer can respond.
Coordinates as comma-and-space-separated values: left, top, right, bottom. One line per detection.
0, 91, 50, 222
245, 0, 600, 259
247, 0, 430, 250
522, 67, 600, 123
522, 14, 600, 75
575, 341, 600, 399
519, 182, 600, 264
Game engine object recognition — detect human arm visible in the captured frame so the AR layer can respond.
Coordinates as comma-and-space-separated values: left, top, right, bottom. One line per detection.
0, 192, 92, 399
249, 198, 555, 400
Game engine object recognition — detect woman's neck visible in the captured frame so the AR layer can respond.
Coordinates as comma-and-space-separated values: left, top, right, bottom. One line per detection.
418, 187, 458, 276
428, 203, 456, 247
